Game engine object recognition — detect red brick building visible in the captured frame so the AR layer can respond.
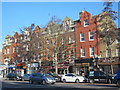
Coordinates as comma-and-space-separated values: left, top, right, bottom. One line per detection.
74, 10, 100, 75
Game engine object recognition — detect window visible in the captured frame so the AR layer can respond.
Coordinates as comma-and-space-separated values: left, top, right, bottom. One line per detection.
7, 48, 10, 54
4, 49, 6, 54
36, 33, 39, 37
15, 39, 17, 43
90, 47, 94, 56
65, 24, 69, 31
81, 48, 85, 57
16, 47, 19, 52
20, 36, 23, 40
13, 47, 15, 53
106, 49, 111, 57
46, 40, 50, 45
116, 48, 120, 57
116, 34, 120, 43
69, 36, 72, 43
80, 33, 85, 42
62, 39, 64, 45
53, 40, 56, 46
38, 42, 40, 48
116, 39, 120, 43
89, 32, 94, 41
84, 20, 89, 27
26, 45, 29, 51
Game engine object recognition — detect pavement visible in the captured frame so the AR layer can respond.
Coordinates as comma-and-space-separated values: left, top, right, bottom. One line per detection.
0, 75, 3, 90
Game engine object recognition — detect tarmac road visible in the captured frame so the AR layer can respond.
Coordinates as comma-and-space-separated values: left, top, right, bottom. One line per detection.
1, 78, 120, 90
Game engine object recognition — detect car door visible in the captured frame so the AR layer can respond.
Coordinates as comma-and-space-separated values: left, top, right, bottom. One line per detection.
64, 74, 72, 82
36, 73, 42, 83
94, 71, 100, 82
70, 74, 77, 82
99, 71, 107, 82
32, 73, 38, 82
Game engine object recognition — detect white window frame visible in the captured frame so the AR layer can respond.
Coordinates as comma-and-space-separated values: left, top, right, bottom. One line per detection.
13, 47, 15, 53
84, 20, 89, 27
26, 45, 29, 51
81, 48, 85, 57
106, 50, 109, 57
116, 39, 120, 43
69, 36, 72, 43
46, 40, 50, 45
7, 48, 10, 54
15, 38, 17, 43
89, 32, 94, 41
106, 50, 111, 57
4, 49, 6, 54
80, 33, 85, 42
62, 39, 64, 45
90, 47, 94, 57
38, 42, 40, 48
116, 48, 120, 57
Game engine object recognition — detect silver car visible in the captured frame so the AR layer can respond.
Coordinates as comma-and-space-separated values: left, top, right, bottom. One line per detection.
22, 74, 31, 81
29, 73, 56, 85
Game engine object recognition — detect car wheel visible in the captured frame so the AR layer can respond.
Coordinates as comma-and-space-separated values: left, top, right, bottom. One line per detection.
117, 80, 120, 87
29, 80, 33, 84
75, 79, 79, 83
42, 80, 46, 85
90, 79, 94, 83
107, 79, 112, 84
22, 79, 24, 81
14, 78, 17, 81
63, 79, 66, 83
51, 82, 55, 84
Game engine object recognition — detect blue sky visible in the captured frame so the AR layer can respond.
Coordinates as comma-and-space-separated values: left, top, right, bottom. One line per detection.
1, 2, 118, 50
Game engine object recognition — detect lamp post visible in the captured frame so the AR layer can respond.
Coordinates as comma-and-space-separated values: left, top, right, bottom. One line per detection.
93, 54, 99, 71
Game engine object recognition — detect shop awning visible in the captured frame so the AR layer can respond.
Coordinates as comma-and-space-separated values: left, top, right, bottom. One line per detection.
75, 58, 94, 63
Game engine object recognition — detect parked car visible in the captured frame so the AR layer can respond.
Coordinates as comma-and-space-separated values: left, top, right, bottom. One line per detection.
29, 73, 56, 85
47, 73, 61, 82
22, 74, 31, 81
88, 71, 113, 83
113, 70, 120, 86
6, 73, 22, 81
61, 73, 86, 83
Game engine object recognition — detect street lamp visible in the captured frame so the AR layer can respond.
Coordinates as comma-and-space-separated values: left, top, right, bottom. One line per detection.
93, 54, 99, 71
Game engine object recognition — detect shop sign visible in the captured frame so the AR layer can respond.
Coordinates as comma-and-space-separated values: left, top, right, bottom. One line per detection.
8, 65, 15, 68
89, 71, 94, 76
32, 63, 38, 67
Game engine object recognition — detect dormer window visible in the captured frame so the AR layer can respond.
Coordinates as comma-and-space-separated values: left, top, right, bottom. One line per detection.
84, 20, 89, 27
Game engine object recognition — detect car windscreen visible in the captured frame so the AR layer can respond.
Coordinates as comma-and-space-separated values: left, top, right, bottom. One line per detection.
43, 74, 53, 78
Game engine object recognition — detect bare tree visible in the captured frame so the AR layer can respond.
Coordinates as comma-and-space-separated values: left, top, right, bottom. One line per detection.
95, 0, 118, 74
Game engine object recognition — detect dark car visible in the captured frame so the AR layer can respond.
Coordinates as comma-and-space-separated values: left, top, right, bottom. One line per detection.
113, 70, 120, 86
47, 73, 61, 82
29, 73, 56, 85
88, 71, 113, 83
6, 73, 22, 81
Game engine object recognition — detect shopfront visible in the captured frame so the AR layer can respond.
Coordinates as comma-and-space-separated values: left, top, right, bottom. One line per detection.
16, 63, 26, 76
74, 58, 94, 76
